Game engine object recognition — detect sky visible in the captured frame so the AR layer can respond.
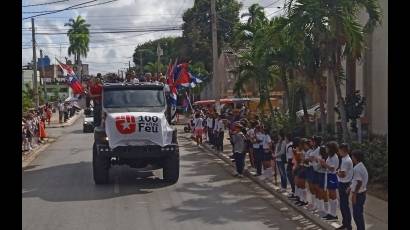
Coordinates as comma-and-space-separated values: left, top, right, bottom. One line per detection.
22, 0, 285, 75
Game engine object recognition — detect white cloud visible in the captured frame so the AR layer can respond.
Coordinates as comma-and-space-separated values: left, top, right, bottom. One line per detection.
22, 0, 284, 74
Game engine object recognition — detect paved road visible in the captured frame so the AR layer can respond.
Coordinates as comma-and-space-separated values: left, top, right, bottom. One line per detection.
23, 118, 321, 230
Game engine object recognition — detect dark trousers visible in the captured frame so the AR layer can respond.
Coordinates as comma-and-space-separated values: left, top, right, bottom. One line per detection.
207, 128, 212, 142
276, 160, 287, 189
338, 182, 352, 229
58, 111, 63, 123
254, 147, 263, 175
217, 131, 224, 151
286, 159, 295, 193
234, 152, 245, 174
353, 192, 366, 230
94, 104, 102, 126
64, 111, 68, 122
209, 130, 215, 145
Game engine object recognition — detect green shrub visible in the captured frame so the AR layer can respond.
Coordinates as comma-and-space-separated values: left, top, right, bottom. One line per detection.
351, 136, 388, 188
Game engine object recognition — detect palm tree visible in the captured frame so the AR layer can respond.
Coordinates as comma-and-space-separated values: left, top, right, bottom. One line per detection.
144, 61, 165, 74
287, 0, 382, 143
65, 16, 91, 82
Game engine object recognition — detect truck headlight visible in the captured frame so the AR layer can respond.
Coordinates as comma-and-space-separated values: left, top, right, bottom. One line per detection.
105, 137, 109, 141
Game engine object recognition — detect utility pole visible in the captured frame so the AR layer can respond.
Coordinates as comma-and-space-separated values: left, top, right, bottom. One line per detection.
210, 0, 219, 100
40, 49, 48, 103
139, 51, 143, 75
156, 43, 163, 77
128, 61, 131, 72
31, 18, 39, 108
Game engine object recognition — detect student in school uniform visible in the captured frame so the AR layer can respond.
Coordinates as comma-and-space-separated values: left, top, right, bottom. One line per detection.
207, 113, 215, 144
310, 136, 323, 212
303, 137, 315, 209
193, 113, 204, 145
261, 127, 273, 182
336, 143, 354, 230
231, 123, 246, 177
293, 138, 308, 206
246, 121, 257, 169
216, 114, 225, 152
274, 132, 288, 192
285, 134, 296, 198
250, 124, 264, 177
316, 145, 329, 218
348, 150, 368, 230
320, 141, 340, 220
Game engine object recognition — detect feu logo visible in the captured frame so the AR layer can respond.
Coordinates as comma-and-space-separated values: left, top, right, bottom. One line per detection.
115, 115, 136, 134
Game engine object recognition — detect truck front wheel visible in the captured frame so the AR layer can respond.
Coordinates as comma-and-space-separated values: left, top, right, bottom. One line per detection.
93, 143, 110, 184
163, 152, 179, 184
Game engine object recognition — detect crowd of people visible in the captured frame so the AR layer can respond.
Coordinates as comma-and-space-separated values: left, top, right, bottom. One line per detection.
22, 104, 52, 152
189, 105, 369, 230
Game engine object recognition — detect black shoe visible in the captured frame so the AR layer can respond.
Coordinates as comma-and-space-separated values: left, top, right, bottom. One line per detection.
336, 225, 351, 230
229, 155, 235, 159
288, 194, 297, 199
294, 200, 302, 205
324, 214, 338, 220
297, 201, 308, 206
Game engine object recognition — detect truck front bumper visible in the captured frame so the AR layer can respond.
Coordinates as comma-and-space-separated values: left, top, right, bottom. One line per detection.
96, 144, 178, 158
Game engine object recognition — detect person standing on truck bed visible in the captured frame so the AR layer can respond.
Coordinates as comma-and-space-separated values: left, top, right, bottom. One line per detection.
89, 74, 103, 126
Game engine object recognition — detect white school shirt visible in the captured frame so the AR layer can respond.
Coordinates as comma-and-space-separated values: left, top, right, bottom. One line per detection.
206, 117, 213, 128
194, 117, 203, 129
218, 119, 225, 131
253, 131, 264, 149
311, 147, 321, 171
338, 155, 354, 183
304, 149, 313, 166
286, 142, 293, 160
275, 140, 286, 160
262, 134, 272, 150
350, 162, 368, 193
326, 154, 339, 174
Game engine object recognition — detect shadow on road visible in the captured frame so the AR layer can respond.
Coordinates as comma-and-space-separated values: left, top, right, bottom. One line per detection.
22, 161, 172, 202
71, 129, 88, 134
163, 137, 293, 228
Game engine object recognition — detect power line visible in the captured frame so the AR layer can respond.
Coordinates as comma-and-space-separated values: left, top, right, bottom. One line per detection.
23, 0, 69, 8
23, 0, 97, 14
23, 27, 182, 35
266, 7, 285, 17
23, 0, 119, 14
27, 13, 182, 19
23, 0, 118, 20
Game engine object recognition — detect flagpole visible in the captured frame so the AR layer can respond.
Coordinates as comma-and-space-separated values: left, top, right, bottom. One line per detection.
186, 91, 194, 112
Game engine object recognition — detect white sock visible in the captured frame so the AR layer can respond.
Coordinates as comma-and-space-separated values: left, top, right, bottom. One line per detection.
318, 199, 325, 212
302, 189, 307, 203
295, 187, 300, 198
324, 201, 329, 213
312, 197, 317, 209
309, 192, 314, 204
330, 199, 338, 216
267, 168, 273, 179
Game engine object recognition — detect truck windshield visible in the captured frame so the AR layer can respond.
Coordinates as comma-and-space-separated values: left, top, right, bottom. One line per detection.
103, 89, 165, 108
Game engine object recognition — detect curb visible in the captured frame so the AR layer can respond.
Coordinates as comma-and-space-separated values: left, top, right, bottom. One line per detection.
22, 138, 56, 168
182, 135, 337, 230
47, 110, 83, 128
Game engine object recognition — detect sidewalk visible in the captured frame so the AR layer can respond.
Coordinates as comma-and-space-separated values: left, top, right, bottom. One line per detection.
46, 109, 83, 128
191, 131, 388, 230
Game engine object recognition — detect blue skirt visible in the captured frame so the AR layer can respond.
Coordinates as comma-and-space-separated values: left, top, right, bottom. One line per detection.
327, 173, 338, 190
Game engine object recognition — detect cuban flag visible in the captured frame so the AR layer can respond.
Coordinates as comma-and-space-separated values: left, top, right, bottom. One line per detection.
174, 63, 191, 87
188, 72, 203, 88
166, 59, 178, 122
56, 58, 84, 95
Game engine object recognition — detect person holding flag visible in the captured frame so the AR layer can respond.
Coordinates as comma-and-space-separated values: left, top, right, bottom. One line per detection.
89, 74, 103, 126
56, 58, 84, 97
